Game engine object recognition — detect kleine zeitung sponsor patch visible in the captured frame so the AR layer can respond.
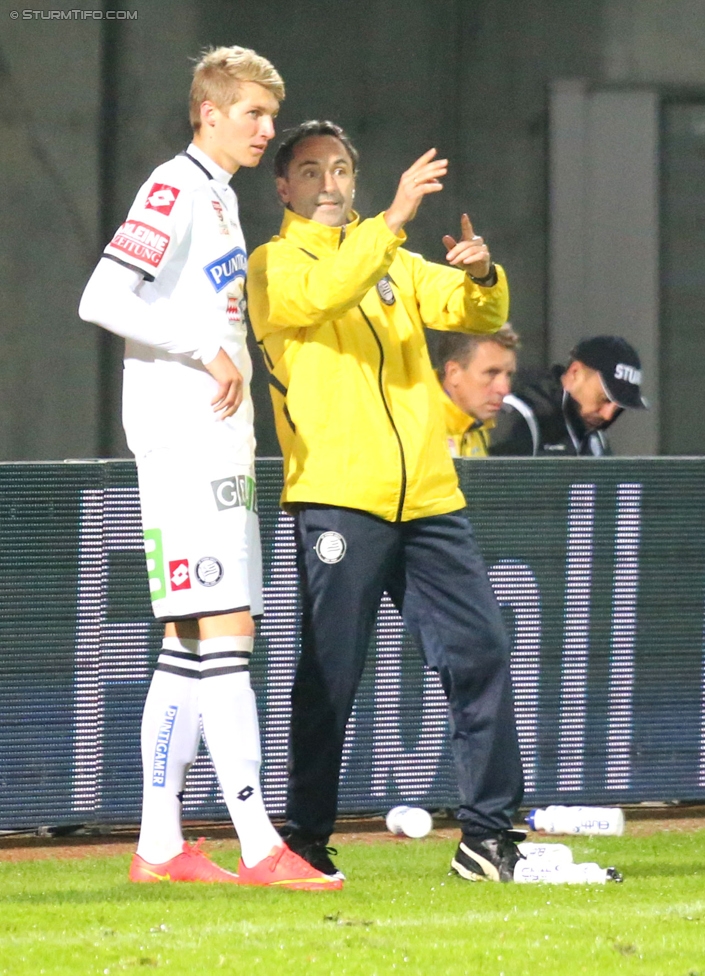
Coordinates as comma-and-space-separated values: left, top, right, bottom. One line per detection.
108, 220, 170, 269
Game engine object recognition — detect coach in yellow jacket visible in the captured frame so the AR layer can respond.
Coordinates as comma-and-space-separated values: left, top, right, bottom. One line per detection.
248, 121, 524, 884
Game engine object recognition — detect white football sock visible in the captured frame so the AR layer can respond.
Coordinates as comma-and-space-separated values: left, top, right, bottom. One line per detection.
198, 636, 281, 867
136, 637, 201, 865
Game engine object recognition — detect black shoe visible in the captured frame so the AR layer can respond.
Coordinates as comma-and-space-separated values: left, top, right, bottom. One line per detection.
281, 831, 345, 881
451, 829, 526, 883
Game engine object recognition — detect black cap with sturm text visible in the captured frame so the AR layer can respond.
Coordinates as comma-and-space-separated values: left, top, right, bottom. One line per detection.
572, 336, 648, 410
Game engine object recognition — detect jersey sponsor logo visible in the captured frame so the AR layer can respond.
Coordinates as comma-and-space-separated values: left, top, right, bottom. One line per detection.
169, 558, 191, 590
226, 293, 242, 324
614, 363, 641, 385
145, 182, 180, 216
195, 556, 223, 587
152, 705, 178, 787
211, 474, 258, 513
204, 246, 247, 292
376, 276, 396, 305
237, 785, 254, 801
108, 220, 170, 269
315, 531, 347, 564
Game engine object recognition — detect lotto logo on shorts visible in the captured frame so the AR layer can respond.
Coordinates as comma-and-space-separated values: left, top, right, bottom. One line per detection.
145, 182, 180, 216
108, 220, 170, 269
152, 705, 178, 787
169, 559, 191, 591
203, 246, 247, 293
211, 474, 258, 513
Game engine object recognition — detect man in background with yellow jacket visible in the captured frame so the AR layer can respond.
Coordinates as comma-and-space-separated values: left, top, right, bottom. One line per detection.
248, 120, 525, 884
433, 325, 519, 457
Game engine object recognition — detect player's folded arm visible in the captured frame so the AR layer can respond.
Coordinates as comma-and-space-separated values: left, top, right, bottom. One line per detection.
405, 251, 510, 333
78, 258, 220, 362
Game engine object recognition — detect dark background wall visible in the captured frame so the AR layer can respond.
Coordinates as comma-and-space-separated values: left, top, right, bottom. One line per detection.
0, 0, 703, 459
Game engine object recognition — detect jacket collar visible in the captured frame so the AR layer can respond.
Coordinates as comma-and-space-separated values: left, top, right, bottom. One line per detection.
441, 384, 495, 437
278, 207, 360, 254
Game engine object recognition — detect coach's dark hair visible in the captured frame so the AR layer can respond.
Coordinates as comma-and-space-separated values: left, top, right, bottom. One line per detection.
274, 120, 360, 178
433, 324, 520, 382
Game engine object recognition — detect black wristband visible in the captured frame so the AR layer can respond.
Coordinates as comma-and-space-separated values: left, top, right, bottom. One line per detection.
469, 264, 497, 286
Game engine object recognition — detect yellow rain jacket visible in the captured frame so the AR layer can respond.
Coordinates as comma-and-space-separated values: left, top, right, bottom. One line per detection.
247, 209, 509, 522
439, 382, 495, 458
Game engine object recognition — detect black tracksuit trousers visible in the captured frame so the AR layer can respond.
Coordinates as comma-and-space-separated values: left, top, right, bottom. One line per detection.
286, 506, 524, 840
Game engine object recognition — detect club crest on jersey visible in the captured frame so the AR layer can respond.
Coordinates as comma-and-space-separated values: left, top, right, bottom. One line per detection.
211, 199, 229, 235
377, 276, 395, 305
204, 246, 247, 293
145, 182, 180, 216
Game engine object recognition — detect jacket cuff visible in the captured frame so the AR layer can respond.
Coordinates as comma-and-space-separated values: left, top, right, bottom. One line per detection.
372, 212, 407, 245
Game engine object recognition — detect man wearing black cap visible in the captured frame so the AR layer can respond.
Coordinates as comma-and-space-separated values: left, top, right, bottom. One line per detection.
489, 335, 648, 456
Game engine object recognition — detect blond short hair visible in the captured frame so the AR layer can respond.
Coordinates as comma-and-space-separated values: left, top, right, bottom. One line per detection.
190, 46, 285, 131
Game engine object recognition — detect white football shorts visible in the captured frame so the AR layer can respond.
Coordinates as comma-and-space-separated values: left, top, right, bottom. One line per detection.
137, 447, 263, 621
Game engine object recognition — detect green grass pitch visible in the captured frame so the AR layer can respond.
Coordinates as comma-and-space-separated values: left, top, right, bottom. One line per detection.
1, 827, 704, 975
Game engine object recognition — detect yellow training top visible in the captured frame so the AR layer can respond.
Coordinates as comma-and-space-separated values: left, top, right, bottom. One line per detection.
247, 208, 509, 522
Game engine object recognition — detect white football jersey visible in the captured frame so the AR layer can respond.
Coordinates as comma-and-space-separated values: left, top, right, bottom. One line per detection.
103, 143, 255, 462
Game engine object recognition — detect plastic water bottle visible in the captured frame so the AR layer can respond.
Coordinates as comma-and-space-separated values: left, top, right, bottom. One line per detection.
514, 860, 623, 884
517, 841, 573, 864
525, 805, 625, 836
385, 805, 433, 838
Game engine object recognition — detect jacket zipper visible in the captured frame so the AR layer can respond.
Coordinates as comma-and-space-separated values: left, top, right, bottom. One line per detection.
297, 229, 406, 518
358, 306, 407, 522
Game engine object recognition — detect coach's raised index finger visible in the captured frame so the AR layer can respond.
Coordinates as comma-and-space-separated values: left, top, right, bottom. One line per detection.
461, 213, 477, 240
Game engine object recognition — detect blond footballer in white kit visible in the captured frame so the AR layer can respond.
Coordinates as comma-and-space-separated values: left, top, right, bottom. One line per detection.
79, 47, 341, 890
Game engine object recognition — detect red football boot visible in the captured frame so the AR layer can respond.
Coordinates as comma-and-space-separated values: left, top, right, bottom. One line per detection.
129, 838, 240, 883
237, 843, 343, 890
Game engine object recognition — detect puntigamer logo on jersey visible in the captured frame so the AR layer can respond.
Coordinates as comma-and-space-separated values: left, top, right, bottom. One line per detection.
204, 247, 247, 293
109, 220, 170, 269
